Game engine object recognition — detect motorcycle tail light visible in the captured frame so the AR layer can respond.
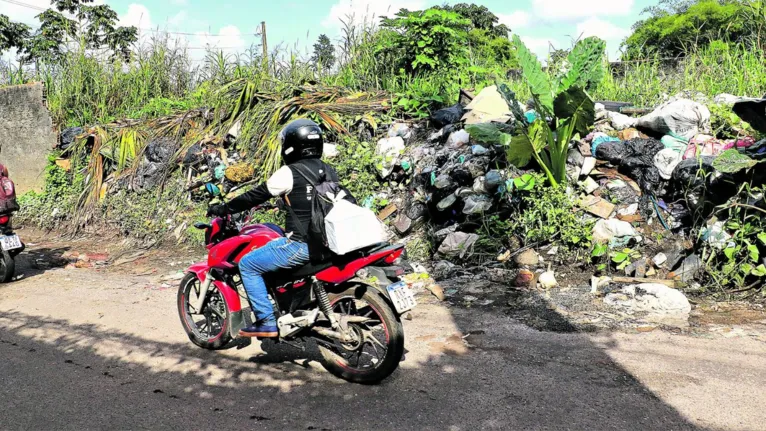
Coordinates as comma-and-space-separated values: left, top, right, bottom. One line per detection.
0, 215, 9, 225
383, 248, 404, 264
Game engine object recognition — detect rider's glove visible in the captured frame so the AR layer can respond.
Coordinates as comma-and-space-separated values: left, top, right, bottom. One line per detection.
207, 203, 230, 217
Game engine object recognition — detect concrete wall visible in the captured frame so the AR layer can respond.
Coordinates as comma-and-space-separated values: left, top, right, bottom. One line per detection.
0, 83, 56, 194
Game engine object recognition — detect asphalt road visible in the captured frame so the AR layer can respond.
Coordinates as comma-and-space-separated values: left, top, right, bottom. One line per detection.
1, 241, 765, 430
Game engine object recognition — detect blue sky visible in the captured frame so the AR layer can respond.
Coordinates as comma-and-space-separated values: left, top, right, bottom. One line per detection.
2, 0, 660, 60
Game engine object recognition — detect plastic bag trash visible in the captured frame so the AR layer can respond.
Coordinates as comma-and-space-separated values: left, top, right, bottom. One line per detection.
471, 145, 489, 155
446, 129, 470, 148
388, 122, 412, 139
669, 254, 703, 282
524, 110, 539, 123
733, 97, 766, 133
597, 138, 665, 193
325, 200, 386, 255
700, 220, 735, 250
323, 143, 339, 159
618, 128, 641, 141
182, 143, 204, 166
462, 195, 492, 214
438, 232, 479, 258
431, 103, 464, 128
607, 111, 638, 130
462, 85, 513, 125
636, 99, 711, 140
660, 134, 688, 153
713, 93, 742, 105
591, 134, 620, 154
437, 194, 457, 211
618, 203, 639, 216
682, 137, 728, 160
376, 136, 406, 177
484, 170, 503, 192
146, 137, 178, 163
654, 148, 683, 180
473, 176, 487, 193
593, 219, 637, 244
59, 126, 83, 150
434, 174, 454, 189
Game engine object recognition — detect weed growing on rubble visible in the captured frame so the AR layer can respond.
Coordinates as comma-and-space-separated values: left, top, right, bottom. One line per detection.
17, 155, 84, 230
507, 173, 593, 249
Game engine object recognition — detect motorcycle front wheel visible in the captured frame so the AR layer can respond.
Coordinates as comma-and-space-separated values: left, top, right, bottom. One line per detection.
317, 284, 405, 384
177, 273, 232, 350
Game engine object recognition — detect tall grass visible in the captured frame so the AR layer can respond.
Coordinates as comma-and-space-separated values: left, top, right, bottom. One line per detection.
595, 44, 766, 106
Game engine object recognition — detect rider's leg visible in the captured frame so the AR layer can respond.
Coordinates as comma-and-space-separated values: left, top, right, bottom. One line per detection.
238, 237, 309, 337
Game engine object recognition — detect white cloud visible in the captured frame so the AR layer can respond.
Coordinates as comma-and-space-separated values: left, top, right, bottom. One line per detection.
532, 0, 634, 21
194, 25, 247, 54
119, 3, 153, 29
497, 11, 530, 31
167, 10, 188, 28
0, 0, 49, 26
575, 17, 631, 59
520, 36, 559, 60
322, 0, 425, 29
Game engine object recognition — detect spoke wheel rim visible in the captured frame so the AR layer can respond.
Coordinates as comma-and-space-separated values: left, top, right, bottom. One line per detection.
183, 277, 226, 342
330, 296, 389, 372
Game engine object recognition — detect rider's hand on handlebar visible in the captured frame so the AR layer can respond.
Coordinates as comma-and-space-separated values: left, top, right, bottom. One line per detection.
207, 203, 230, 218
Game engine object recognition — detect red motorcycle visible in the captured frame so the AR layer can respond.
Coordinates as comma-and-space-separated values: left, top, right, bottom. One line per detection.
177, 197, 416, 384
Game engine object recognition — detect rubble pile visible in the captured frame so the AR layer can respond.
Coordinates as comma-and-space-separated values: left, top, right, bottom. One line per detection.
367, 87, 766, 328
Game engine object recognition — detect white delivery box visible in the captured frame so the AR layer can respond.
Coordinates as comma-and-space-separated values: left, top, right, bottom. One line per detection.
325, 199, 386, 255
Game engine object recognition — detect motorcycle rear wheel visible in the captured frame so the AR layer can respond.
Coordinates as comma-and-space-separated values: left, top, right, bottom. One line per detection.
318, 285, 405, 384
177, 273, 232, 350
0, 250, 15, 283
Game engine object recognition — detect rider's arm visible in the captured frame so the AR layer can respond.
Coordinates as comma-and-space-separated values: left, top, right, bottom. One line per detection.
225, 166, 294, 214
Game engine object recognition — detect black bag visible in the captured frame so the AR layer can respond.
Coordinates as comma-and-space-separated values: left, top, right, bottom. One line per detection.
287, 163, 357, 263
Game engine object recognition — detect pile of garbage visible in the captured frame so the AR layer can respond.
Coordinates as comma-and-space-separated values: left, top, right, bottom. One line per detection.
365, 85, 766, 322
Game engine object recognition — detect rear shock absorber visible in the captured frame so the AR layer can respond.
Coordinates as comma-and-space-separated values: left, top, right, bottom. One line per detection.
312, 278, 339, 329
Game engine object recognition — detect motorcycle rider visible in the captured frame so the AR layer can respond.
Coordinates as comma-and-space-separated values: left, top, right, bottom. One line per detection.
207, 119, 340, 338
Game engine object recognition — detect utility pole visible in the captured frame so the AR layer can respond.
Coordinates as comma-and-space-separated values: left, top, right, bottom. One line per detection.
261, 21, 268, 74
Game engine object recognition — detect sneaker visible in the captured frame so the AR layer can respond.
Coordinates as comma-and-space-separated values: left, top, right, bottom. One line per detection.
239, 322, 278, 338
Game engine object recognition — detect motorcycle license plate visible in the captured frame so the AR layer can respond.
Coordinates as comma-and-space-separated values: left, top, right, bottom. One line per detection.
0, 234, 21, 251
386, 281, 417, 314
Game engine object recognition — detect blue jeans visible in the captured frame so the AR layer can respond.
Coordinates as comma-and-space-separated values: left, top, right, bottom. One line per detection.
239, 237, 310, 325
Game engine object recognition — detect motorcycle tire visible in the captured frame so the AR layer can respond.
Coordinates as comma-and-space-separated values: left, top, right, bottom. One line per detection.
318, 285, 405, 384
177, 273, 232, 350
0, 250, 15, 283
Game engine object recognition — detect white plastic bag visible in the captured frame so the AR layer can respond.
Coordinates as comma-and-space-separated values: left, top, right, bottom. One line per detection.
636, 99, 711, 141
325, 199, 386, 255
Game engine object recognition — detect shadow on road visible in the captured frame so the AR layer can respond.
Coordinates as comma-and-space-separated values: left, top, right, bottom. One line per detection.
0, 305, 702, 430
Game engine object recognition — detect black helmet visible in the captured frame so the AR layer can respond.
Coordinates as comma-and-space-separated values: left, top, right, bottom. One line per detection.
278, 119, 323, 165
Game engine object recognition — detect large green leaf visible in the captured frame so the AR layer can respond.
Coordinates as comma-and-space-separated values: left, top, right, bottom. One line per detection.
511, 34, 553, 115
497, 83, 527, 126
506, 134, 535, 167
528, 119, 552, 153
554, 87, 595, 137
712, 149, 759, 173
558, 37, 606, 94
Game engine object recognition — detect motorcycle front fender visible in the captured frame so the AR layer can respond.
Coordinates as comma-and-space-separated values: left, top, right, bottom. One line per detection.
186, 262, 243, 313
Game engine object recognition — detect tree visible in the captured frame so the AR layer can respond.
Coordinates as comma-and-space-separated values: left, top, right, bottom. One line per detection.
624, 0, 751, 58
311, 34, 336, 71
438, 3, 511, 36
22, 0, 138, 63
380, 8, 471, 74
0, 14, 31, 53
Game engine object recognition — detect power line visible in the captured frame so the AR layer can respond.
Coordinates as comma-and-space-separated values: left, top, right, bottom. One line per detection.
1, 0, 260, 38
0, 0, 46, 11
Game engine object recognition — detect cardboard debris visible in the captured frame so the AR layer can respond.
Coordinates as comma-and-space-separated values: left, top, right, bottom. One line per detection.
580, 195, 616, 219
377, 204, 398, 221
461, 85, 512, 125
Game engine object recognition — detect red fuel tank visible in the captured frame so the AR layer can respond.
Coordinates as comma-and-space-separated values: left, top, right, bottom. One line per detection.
207, 224, 283, 269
